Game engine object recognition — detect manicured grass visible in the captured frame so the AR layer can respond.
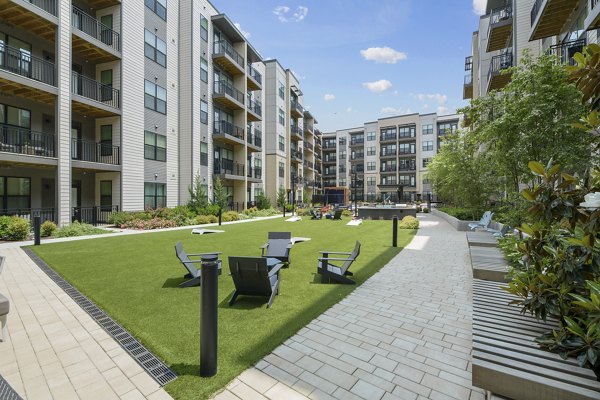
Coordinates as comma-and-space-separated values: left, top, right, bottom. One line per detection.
30, 217, 415, 400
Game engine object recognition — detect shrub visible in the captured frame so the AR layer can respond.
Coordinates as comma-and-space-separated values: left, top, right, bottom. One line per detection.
198, 204, 222, 217
255, 194, 271, 210
0, 215, 11, 238
422, 207, 430, 213
108, 211, 134, 227
40, 220, 57, 237
342, 209, 353, 217
221, 211, 239, 222
296, 208, 311, 216
54, 221, 110, 237
438, 207, 485, 221
415, 206, 422, 213
398, 216, 419, 229
195, 215, 218, 225
4, 217, 30, 241
243, 207, 258, 215
284, 204, 294, 212
120, 218, 178, 230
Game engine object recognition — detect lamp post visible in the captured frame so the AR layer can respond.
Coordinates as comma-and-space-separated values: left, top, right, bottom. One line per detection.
291, 175, 296, 217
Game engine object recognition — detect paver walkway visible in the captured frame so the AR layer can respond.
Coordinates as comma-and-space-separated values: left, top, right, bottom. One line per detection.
0, 247, 173, 400
213, 214, 485, 400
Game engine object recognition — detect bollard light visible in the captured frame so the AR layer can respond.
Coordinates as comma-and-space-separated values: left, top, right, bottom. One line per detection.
200, 253, 219, 377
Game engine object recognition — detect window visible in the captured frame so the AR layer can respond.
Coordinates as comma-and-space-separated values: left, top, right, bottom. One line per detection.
399, 126, 415, 138
100, 181, 112, 208
144, 131, 166, 161
367, 161, 376, 171
381, 176, 396, 185
100, 125, 112, 156
200, 142, 208, 166
399, 159, 415, 171
200, 16, 208, 41
145, 0, 166, 20
278, 135, 285, 152
144, 182, 166, 209
339, 151, 346, 160
367, 147, 375, 156
422, 158, 431, 168
278, 81, 285, 100
380, 127, 396, 141
399, 175, 415, 186
438, 121, 458, 135
367, 176, 376, 186
144, 80, 167, 114
422, 141, 433, 151
0, 104, 30, 128
144, 30, 166, 67
423, 176, 430, 185
0, 177, 30, 210
339, 165, 346, 173
339, 137, 346, 146
422, 124, 433, 135
278, 108, 285, 126
278, 161, 285, 177
200, 100, 208, 124
399, 143, 414, 154
367, 131, 375, 141
339, 179, 346, 186
200, 57, 208, 82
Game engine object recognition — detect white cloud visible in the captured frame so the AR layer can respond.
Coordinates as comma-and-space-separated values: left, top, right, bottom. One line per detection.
324, 93, 335, 101
363, 79, 392, 93
273, 5, 308, 22
423, 104, 429, 110
360, 46, 407, 64
412, 93, 448, 106
234, 22, 250, 38
437, 106, 451, 115
472, 0, 486, 15
380, 107, 412, 116
346, 107, 352, 113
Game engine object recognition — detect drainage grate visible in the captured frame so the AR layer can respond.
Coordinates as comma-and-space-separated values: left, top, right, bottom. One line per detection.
0, 374, 23, 400
23, 247, 178, 386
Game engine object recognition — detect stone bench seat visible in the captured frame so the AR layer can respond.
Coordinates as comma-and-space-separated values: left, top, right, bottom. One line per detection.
469, 246, 509, 282
473, 279, 600, 400
466, 230, 499, 247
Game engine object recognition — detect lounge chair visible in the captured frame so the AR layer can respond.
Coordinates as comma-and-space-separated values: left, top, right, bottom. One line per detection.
486, 225, 512, 237
310, 209, 322, 220
317, 241, 360, 284
0, 256, 7, 341
174, 241, 221, 288
468, 211, 493, 230
325, 209, 343, 220
228, 256, 284, 308
260, 232, 292, 265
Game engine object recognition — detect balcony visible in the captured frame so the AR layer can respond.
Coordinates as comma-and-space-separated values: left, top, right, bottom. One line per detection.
213, 40, 245, 75
0, 1, 57, 42
322, 141, 336, 150
380, 133, 397, 142
487, 52, 513, 92
323, 156, 336, 164
247, 97, 262, 122
530, 0, 579, 41
247, 63, 262, 90
246, 129, 261, 152
71, 138, 120, 166
380, 165, 397, 173
214, 159, 245, 180
291, 125, 303, 140
323, 170, 336, 178
304, 123, 314, 134
487, 5, 512, 52
290, 99, 303, 118
0, 44, 57, 104
303, 160, 314, 170
291, 150, 303, 163
253, 128, 262, 148
380, 148, 397, 158
0, 123, 55, 159
71, 71, 120, 116
213, 120, 245, 145
72, 6, 121, 63
399, 165, 416, 172
351, 153, 364, 161
463, 73, 473, 100
303, 141, 314, 152
349, 138, 364, 147
213, 81, 245, 110
548, 39, 585, 66
247, 167, 262, 182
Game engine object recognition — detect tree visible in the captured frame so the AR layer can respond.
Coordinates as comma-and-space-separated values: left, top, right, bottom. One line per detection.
187, 173, 208, 212
276, 186, 287, 210
212, 177, 228, 210
462, 51, 592, 193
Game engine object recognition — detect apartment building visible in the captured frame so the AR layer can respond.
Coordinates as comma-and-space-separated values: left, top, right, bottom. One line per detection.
321, 113, 461, 203
0, 0, 324, 225
465, 0, 598, 100
263, 59, 320, 206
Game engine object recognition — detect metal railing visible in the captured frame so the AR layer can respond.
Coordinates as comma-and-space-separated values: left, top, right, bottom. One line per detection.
380, 133, 397, 141
0, 207, 55, 222
253, 129, 262, 147
247, 97, 262, 115
380, 165, 397, 172
291, 99, 303, 114
291, 150, 303, 160
351, 153, 364, 161
214, 120, 244, 140
488, 52, 513, 80
73, 205, 118, 225
214, 159, 245, 176
0, 44, 55, 86
531, 0, 543, 26
323, 155, 336, 163
304, 123, 313, 132
28, 0, 57, 15
490, 4, 512, 25
71, 71, 120, 109
0, 123, 55, 157
72, 6, 120, 52
214, 81, 245, 105
291, 125, 302, 138
548, 39, 586, 66
247, 63, 262, 85
323, 141, 336, 149
247, 167, 262, 179
304, 142, 314, 150
71, 138, 120, 165
381, 148, 396, 157
304, 160, 314, 169
350, 138, 364, 146
213, 40, 244, 69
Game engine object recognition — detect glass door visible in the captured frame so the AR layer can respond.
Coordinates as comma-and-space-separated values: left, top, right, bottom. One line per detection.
100, 14, 113, 46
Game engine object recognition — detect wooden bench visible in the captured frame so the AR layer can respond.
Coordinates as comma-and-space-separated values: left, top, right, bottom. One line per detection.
469, 246, 509, 282
472, 279, 600, 400
466, 230, 498, 247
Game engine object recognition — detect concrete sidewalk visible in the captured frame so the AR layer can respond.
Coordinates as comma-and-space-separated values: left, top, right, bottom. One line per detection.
213, 214, 484, 400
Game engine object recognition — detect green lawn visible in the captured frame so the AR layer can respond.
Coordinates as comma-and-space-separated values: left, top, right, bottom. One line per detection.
29, 217, 415, 400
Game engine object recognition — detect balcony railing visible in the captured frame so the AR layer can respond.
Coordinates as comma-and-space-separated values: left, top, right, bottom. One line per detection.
291, 150, 303, 160
254, 129, 262, 147
304, 123, 314, 133
214, 159, 245, 176
0, 44, 55, 86
399, 165, 416, 172
0, 123, 55, 157
380, 165, 397, 173
28, 0, 57, 16
214, 81, 245, 105
72, 71, 120, 109
380, 133, 397, 142
381, 148, 397, 157
291, 99, 303, 115
73, 205, 118, 226
213, 40, 244, 69
247, 63, 262, 85
323, 142, 336, 149
594, 0, 600, 10
351, 154, 364, 161
247, 97, 262, 115
548, 39, 586, 66
304, 142, 314, 151
490, 4, 512, 25
214, 120, 244, 140
72, 6, 121, 52
350, 138, 364, 146
291, 125, 302, 138
304, 160, 314, 169
246, 167, 262, 179
71, 138, 120, 165
488, 52, 513, 79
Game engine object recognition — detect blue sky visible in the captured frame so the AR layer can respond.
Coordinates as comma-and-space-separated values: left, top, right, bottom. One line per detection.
212, 0, 484, 132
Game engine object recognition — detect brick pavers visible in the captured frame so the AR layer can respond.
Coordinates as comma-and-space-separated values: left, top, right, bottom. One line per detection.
213, 214, 485, 400
0, 247, 173, 400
